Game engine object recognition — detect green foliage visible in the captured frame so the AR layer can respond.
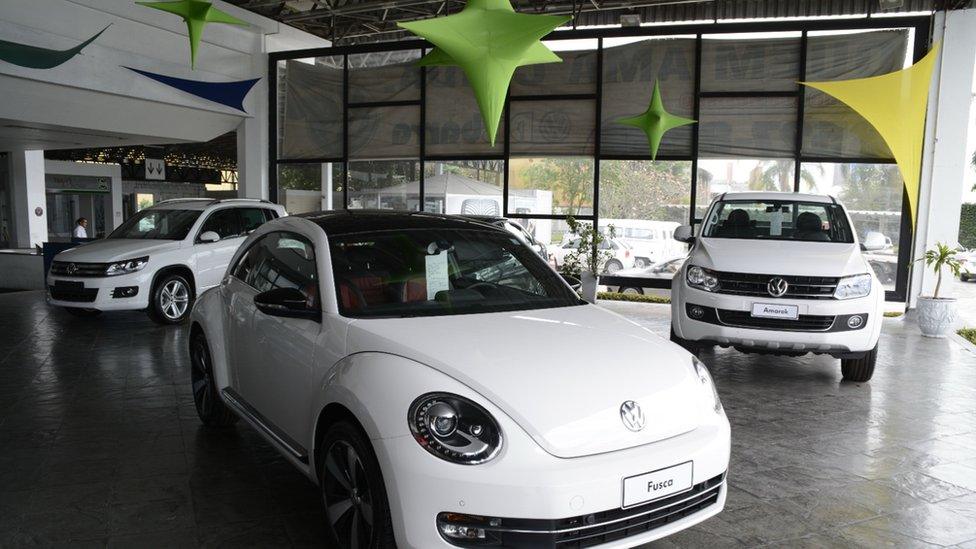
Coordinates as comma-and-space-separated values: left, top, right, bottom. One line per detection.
883, 311, 903, 318
599, 160, 691, 223
560, 217, 616, 278
837, 164, 902, 211
958, 328, 976, 346
278, 164, 321, 191
597, 291, 671, 304
959, 203, 976, 250
522, 158, 594, 216
917, 242, 962, 299
746, 160, 821, 193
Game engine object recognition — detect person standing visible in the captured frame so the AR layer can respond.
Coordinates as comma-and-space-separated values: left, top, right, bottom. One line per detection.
74, 217, 89, 239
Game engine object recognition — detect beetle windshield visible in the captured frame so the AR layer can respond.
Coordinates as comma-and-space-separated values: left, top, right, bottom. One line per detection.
702, 200, 854, 243
108, 209, 201, 240
330, 228, 582, 318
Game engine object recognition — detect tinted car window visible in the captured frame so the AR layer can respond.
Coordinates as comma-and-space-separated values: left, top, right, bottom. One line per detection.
240, 232, 318, 305
108, 209, 201, 240
330, 228, 581, 318
199, 209, 242, 240
702, 200, 854, 243
239, 208, 271, 234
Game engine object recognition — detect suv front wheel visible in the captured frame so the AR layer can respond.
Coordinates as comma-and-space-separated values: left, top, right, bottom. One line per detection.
841, 345, 877, 382
148, 272, 194, 324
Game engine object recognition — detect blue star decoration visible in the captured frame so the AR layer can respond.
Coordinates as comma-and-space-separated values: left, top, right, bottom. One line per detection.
616, 80, 697, 160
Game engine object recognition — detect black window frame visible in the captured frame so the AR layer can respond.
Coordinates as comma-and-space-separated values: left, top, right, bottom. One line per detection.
230, 231, 320, 309
268, 15, 932, 302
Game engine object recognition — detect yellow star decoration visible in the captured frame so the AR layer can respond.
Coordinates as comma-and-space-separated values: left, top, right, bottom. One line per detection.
801, 43, 941, 225
398, 0, 570, 145
616, 80, 696, 160
137, 0, 248, 68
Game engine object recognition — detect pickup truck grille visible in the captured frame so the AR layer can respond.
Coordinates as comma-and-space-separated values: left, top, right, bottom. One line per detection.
50, 261, 109, 277
715, 271, 839, 300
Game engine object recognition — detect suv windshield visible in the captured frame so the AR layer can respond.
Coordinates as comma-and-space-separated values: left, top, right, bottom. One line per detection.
330, 228, 581, 318
108, 209, 201, 240
702, 200, 854, 243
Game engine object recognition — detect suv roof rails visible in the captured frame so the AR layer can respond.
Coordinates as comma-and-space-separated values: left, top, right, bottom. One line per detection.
155, 198, 218, 205
216, 198, 273, 204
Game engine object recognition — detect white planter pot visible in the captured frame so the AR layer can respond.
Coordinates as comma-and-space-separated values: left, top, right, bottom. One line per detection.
581, 272, 599, 303
916, 296, 957, 338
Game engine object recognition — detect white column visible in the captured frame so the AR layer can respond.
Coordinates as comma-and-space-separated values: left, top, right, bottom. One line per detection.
321, 162, 334, 210
910, 9, 976, 306
9, 150, 47, 248
109, 163, 123, 230
237, 47, 269, 201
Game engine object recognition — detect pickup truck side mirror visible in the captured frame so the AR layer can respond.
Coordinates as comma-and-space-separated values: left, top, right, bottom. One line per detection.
199, 231, 221, 243
254, 287, 321, 321
674, 225, 696, 244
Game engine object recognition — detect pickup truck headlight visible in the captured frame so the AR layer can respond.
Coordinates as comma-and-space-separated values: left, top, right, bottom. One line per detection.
693, 357, 723, 415
409, 393, 502, 465
834, 273, 872, 300
105, 256, 149, 276
686, 265, 719, 292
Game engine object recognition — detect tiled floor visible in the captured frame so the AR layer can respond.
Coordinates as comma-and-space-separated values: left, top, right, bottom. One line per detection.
1, 290, 975, 548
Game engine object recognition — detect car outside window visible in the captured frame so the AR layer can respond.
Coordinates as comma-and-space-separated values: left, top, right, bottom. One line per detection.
330, 228, 581, 318
108, 209, 201, 240
234, 232, 318, 305
702, 200, 854, 243
199, 208, 243, 241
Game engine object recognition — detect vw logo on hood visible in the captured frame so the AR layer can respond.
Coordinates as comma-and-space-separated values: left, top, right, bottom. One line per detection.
767, 277, 789, 298
66, 263, 78, 275
620, 400, 645, 432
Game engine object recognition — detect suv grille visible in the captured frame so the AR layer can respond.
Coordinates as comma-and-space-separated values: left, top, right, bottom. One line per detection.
715, 271, 839, 300
717, 309, 835, 332
50, 261, 108, 277
49, 284, 98, 303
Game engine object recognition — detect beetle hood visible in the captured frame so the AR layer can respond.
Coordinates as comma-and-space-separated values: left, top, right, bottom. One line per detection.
344, 304, 711, 459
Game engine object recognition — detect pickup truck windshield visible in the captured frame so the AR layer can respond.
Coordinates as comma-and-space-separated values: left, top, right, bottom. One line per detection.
108, 209, 202, 240
330, 228, 582, 318
702, 200, 854, 243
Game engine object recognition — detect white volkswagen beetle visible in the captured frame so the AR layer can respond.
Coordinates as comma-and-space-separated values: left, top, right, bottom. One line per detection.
189, 210, 730, 549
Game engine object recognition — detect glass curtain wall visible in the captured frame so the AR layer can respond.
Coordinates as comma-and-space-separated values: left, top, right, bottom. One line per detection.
271, 19, 926, 300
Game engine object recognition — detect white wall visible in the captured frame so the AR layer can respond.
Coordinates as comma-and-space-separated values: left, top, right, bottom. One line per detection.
8, 151, 46, 248
911, 9, 976, 305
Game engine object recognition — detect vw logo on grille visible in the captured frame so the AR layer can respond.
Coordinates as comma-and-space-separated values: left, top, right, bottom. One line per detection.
767, 277, 789, 298
620, 400, 645, 432
66, 263, 78, 275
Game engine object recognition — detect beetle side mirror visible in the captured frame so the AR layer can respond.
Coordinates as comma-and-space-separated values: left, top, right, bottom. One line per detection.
254, 287, 321, 321
199, 231, 221, 243
674, 225, 696, 244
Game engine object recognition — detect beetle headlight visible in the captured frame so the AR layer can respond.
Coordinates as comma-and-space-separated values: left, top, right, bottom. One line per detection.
105, 256, 149, 276
686, 265, 719, 292
834, 273, 872, 300
409, 393, 502, 465
693, 357, 723, 415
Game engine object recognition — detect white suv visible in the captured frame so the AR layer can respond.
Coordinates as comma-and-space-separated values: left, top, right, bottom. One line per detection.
670, 192, 885, 382
47, 198, 287, 324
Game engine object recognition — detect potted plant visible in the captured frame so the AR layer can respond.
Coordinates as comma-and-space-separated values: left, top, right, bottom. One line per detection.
560, 217, 616, 303
915, 242, 961, 338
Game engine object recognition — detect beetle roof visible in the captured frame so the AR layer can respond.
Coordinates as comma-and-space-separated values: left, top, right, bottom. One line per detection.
298, 209, 505, 236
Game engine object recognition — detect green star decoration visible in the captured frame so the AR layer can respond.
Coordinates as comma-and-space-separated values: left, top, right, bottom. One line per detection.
399, 0, 570, 146
616, 80, 696, 160
137, 0, 248, 68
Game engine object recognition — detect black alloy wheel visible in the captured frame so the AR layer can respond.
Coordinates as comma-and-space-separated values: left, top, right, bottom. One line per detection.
190, 333, 237, 427
320, 421, 395, 549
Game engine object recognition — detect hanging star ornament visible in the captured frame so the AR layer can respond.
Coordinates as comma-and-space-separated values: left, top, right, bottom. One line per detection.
136, 0, 248, 68
398, 0, 571, 145
616, 80, 696, 160
801, 43, 940, 225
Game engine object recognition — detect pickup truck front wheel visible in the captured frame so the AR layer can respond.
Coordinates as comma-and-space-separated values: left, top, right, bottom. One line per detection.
841, 345, 877, 382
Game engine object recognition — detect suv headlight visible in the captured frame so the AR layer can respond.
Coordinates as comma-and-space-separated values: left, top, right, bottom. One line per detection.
686, 265, 719, 292
693, 357, 723, 415
105, 256, 149, 276
834, 273, 872, 300
409, 393, 502, 465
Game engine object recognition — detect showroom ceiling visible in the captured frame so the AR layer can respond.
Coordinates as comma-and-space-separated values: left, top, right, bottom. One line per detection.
229, 0, 959, 44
